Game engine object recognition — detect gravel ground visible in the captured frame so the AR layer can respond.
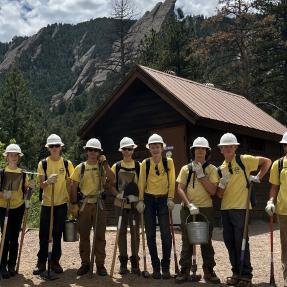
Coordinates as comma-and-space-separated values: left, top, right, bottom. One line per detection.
0, 220, 284, 287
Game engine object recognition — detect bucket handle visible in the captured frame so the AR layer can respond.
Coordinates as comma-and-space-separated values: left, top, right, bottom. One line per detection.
185, 212, 209, 225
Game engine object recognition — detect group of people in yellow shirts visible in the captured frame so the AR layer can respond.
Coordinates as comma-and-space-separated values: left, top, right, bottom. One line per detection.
0, 131, 286, 287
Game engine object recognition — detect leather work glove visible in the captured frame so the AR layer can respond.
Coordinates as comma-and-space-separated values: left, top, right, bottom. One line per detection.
192, 162, 205, 179
136, 200, 145, 213
249, 174, 260, 183
265, 198, 275, 216
127, 195, 138, 203
98, 155, 107, 163
188, 202, 199, 215
3, 190, 12, 200
167, 198, 175, 211
70, 204, 80, 218
218, 174, 230, 189
46, 174, 58, 185
116, 192, 124, 200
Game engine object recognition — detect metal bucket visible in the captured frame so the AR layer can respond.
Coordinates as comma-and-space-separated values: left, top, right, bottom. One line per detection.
185, 213, 209, 245
63, 219, 79, 242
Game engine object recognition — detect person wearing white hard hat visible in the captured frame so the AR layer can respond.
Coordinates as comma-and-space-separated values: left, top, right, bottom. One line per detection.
217, 133, 271, 286
70, 138, 114, 276
175, 137, 220, 284
0, 144, 31, 278
266, 131, 287, 287
110, 137, 141, 275
137, 133, 175, 279
33, 134, 74, 275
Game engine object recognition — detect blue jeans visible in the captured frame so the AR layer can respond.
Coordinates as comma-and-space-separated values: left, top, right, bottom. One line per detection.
221, 210, 252, 279
144, 195, 171, 272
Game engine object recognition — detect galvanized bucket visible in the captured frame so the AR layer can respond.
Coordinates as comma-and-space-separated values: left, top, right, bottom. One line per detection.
63, 219, 79, 242
185, 213, 209, 245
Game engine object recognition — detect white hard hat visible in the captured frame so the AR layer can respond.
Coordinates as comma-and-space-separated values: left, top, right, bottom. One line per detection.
190, 137, 211, 150
83, 138, 103, 151
3, 144, 24, 157
280, 132, 287, 144
45, 134, 64, 147
119, 137, 138, 151
218, 133, 240, 146
146, 133, 166, 149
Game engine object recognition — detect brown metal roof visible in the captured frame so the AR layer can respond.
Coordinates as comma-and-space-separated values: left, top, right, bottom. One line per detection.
139, 65, 286, 136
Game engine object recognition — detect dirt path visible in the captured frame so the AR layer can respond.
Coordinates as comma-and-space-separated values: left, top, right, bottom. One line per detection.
1, 220, 284, 287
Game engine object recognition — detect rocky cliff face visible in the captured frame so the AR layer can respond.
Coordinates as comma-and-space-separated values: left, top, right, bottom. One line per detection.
0, 0, 176, 107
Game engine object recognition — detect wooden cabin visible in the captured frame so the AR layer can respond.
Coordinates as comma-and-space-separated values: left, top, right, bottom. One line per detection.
78, 65, 286, 225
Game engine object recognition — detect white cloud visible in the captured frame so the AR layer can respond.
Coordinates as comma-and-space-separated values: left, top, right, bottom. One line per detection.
0, 0, 219, 43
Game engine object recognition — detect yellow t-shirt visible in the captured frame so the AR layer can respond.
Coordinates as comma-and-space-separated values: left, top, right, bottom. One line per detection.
269, 158, 287, 215
71, 162, 106, 200
139, 157, 175, 200
111, 160, 140, 209
0, 167, 28, 209
38, 157, 74, 206
176, 163, 218, 207
219, 154, 259, 210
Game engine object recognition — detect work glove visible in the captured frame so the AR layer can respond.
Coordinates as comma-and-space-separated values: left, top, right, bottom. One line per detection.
218, 174, 230, 189
127, 195, 138, 203
46, 174, 58, 185
192, 162, 205, 179
116, 192, 124, 200
98, 155, 107, 163
136, 200, 145, 213
167, 198, 175, 211
3, 190, 12, 200
69, 204, 80, 218
265, 198, 275, 216
188, 202, 199, 215
249, 174, 260, 183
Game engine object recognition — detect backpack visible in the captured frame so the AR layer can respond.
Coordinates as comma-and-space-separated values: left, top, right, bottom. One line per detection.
186, 161, 210, 188
39, 158, 70, 201
218, 154, 256, 207
0, 169, 26, 196
115, 161, 140, 190
145, 157, 169, 183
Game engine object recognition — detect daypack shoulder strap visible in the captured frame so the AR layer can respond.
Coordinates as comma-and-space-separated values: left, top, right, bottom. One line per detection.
22, 171, 26, 194
162, 157, 169, 174
186, 162, 193, 187
278, 157, 284, 182
115, 161, 121, 190
217, 167, 222, 178
235, 154, 249, 188
80, 162, 85, 181
42, 159, 48, 180
146, 158, 150, 182
135, 161, 140, 178
0, 169, 5, 192
64, 159, 70, 178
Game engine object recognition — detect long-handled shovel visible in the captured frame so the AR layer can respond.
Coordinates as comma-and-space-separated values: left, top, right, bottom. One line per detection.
41, 183, 58, 280
16, 175, 34, 273
169, 210, 179, 276
269, 215, 276, 286
239, 182, 253, 283
130, 202, 140, 275
110, 198, 125, 277
0, 195, 11, 280
190, 214, 201, 282
140, 212, 150, 278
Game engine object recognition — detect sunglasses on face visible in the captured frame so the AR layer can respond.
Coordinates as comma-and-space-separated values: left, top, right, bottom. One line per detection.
122, 147, 133, 151
155, 164, 160, 176
86, 148, 100, 153
49, 144, 61, 148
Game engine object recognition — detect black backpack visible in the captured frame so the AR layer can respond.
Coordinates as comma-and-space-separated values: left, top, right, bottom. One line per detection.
145, 157, 169, 181
186, 161, 210, 188
115, 161, 140, 190
217, 154, 256, 207
39, 158, 69, 201
0, 169, 26, 196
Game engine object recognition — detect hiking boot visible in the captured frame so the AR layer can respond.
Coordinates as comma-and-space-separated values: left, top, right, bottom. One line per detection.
119, 256, 129, 275
203, 267, 220, 284
33, 261, 46, 275
51, 261, 63, 273
175, 271, 189, 284
77, 264, 90, 276
152, 271, 161, 279
96, 265, 107, 276
0, 265, 10, 279
8, 265, 17, 277
162, 270, 171, 279
130, 256, 140, 275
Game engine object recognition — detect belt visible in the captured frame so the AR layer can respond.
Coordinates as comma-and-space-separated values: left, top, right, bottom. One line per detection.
144, 193, 167, 199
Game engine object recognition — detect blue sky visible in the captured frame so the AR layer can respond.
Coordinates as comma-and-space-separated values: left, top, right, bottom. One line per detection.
0, 0, 219, 43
